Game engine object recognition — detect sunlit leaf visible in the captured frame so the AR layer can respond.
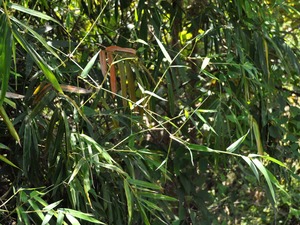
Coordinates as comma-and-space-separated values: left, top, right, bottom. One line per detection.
41, 212, 53, 225
252, 158, 276, 204
65, 213, 80, 225
201, 57, 210, 71
152, 33, 172, 63
241, 156, 260, 181
12, 25, 63, 93
64, 208, 105, 224
68, 158, 86, 184
9, 3, 62, 26
43, 200, 62, 211
80, 50, 100, 78
226, 130, 249, 152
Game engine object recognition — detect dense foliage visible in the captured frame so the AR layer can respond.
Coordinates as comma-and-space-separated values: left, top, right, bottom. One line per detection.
1, 0, 300, 224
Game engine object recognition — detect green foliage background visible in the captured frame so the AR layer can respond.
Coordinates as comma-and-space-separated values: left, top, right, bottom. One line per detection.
0, 0, 300, 224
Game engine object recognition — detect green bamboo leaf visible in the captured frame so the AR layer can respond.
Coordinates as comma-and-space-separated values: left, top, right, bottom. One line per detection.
128, 178, 161, 190
241, 155, 259, 181
68, 158, 86, 184
65, 213, 80, 225
12, 25, 63, 93
80, 134, 114, 164
56, 210, 64, 225
11, 17, 63, 64
16, 206, 30, 225
248, 154, 288, 169
187, 143, 215, 152
124, 180, 133, 224
64, 208, 105, 224
9, 3, 62, 26
43, 200, 62, 211
252, 158, 276, 203
0, 106, 20, 144
0, 143, 10, 150
140, 198, 164, 212
41, 212, 53, 225
226, 130, 249, 152
249, 115, 264, 155
83, 163, 92, 207
0, 154, 19, 169
136, 201, 150, 225
0, 14, 12, 106
28, 199, 45, 220
152, 33, 172, 64
139, 192, 177, 201
80, 50, 100, 78
144, 90, 167, 102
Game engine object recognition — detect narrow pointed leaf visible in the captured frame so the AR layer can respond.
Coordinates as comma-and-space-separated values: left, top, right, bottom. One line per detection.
0, 154, 20, 169
124, 180, 133, 224
68, 158, 86, 184
10, 3, 62, 26
201, 57, 210, 71
252, 158, 276, 203
12, 25, 63, 93
43, 200, 62, 211
0, 106, 20, 144
0, 14, 12, 106
64, 209, 105, 224
80, 51, 100, 78
226, 130, 249, 152
153, 33, 172, 63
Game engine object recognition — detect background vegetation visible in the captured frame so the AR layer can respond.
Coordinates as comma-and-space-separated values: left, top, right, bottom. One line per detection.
1, 0, 300, 224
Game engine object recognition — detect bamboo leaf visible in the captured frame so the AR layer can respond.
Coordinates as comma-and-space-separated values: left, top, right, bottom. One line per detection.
9, 3, 62, 26
0, 106, 20, 144
144, 90, 167, 102
0, 14, 12, 106
43, 200, 62, 211
80, 50, 100, 78
139, 192, 177, 201
11, 17, 63, 64
64, 208, 105, 224
241, 156, 260, 181
125, 61, 137, 103
56, 210, 64, 225
68, 158, 86, 184
128, 178, 161, 190
124, 179, 133, 224
249, 115, 264, 155
201, 57, 210, 71
226, 130, 249, 152
12, 25, 63, 93
0, 143, 10, 150
41, 212, 53, 225
252, 158, 276, 204
65, 213, 80, 225
152, 33, 172, 64
0, 154, 20, 169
